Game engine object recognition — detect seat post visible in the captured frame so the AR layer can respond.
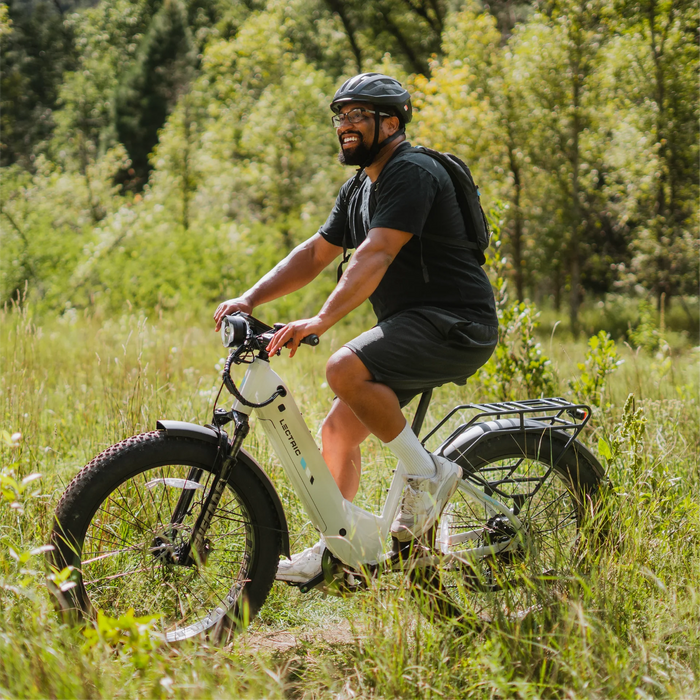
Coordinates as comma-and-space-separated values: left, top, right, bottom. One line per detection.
411, 389, 433, 438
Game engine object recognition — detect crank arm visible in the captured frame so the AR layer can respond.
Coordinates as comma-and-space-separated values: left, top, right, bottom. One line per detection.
296, 571, 326, 594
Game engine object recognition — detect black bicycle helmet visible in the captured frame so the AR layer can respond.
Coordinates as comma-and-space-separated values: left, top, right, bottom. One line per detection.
331, 72, 412, 124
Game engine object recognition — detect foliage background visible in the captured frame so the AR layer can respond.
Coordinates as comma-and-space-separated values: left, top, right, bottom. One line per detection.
0, 0, 698, 340
0, 1, 699, 697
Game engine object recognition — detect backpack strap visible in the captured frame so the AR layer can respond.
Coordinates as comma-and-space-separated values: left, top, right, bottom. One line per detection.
336, 142, 412, 282
336, 168, 367, 282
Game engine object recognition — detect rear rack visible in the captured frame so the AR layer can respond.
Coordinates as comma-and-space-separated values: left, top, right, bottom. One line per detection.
422, 397, 591, 455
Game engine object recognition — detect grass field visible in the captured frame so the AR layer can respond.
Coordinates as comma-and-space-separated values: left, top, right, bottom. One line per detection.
0, 303, 698, 699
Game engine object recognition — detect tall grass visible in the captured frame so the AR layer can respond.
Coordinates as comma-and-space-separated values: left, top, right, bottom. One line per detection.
0, 303, 698, 699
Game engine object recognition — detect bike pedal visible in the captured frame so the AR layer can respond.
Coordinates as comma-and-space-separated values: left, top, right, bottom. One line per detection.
390, 537, 416, 562
298, 571, 326, 594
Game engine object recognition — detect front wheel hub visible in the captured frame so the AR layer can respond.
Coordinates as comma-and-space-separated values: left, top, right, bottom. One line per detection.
150, 536, 177, 565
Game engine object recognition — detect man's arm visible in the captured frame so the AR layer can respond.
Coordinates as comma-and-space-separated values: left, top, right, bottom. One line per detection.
214, 233, 341, 331
266, 227, 412, 356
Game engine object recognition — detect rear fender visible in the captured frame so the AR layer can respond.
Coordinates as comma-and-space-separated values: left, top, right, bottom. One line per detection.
437, 418, 605, 481
156, 420, 290, 558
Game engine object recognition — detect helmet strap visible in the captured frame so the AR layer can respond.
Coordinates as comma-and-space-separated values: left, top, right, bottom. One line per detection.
360, 107, 403, 168
360, 107, 382, 168
336, 110, 404, 282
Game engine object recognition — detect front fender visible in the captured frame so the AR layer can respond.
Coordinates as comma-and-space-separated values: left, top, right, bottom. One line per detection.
156, 419, 290, 558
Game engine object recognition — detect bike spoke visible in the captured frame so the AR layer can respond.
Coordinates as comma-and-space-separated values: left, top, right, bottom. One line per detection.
430, 445, 592, 614
77, 461, 252, 632
84, 519, 139, 551
98, 496, 151, 533
82, 545, 145, 564
530, 490, 568, 520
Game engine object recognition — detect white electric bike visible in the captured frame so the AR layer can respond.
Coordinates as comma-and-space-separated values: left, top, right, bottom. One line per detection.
51, 313, 605, 642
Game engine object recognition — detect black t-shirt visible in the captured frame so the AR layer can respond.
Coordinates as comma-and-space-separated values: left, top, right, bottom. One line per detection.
318, 142, 498, 325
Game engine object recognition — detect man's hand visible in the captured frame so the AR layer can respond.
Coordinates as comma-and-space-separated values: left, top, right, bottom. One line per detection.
266, 316, 327, 358
214, 297, 253, 332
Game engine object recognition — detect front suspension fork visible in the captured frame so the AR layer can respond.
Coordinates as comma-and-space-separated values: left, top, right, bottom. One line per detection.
172, 412, 250, 566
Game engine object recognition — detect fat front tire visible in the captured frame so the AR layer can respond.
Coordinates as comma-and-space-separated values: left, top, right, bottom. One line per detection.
50, 431, 282, 642
415, 429, 605, 621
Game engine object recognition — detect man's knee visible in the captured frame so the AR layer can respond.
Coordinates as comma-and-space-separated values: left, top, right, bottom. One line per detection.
325, 348, 370, 396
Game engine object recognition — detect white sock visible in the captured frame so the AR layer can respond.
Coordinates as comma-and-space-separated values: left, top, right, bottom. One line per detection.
384, 421, 436, 478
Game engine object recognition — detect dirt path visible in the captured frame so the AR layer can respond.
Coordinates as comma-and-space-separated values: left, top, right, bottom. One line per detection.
238, 618, 358, 654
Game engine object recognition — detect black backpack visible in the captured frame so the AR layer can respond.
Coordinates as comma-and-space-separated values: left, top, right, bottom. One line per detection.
407, 146, 491, 262
337, 144, 490, 281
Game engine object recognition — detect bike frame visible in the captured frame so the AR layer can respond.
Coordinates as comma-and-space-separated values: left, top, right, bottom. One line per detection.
231, 355, 523, 571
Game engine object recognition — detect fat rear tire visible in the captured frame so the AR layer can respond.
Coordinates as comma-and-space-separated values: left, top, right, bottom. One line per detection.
413, 430, 604, 621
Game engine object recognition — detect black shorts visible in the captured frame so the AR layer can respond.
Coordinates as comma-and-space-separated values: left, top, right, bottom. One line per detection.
345, 307, 498, 407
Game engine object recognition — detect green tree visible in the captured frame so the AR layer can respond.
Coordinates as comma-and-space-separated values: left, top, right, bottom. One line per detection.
0, 0, 75, 167
114, 0, 198, 189
51, 0, 159, 168
0, 147, 129, 307
0, 2, 9, 32
341, 0, 445, 75
410, 6, 535, 301
510, 0, 610, 335
613, 0, 699, 312
279, 0, 451, 76
153, 2, 346, 232
236, 58, 340, 250
148, 92, 201, 231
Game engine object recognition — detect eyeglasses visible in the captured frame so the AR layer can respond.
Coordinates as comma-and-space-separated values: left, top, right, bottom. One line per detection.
331, 107, 393, 128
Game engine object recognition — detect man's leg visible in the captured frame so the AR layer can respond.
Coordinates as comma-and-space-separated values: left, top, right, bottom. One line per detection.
325, 347, 405, 442
326, 348, 436, 478
321, 399, 370, 501
277, 356, 376, 581
326, 346, 461, 542
278, 342, 461, 581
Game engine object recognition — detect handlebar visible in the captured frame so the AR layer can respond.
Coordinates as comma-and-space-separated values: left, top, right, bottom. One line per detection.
219, 312, 317, 406
221, 313, 319, 350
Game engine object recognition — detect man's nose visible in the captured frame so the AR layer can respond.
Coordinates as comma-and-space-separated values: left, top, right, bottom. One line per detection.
337, 119, 362, 135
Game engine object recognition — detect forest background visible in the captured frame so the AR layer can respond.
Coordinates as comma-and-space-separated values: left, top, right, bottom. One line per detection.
0, 1, 699, 698
1, 0, 698, 340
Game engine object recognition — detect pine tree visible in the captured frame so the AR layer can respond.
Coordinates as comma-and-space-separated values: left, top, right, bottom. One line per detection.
113, 0, 197, 189
0, 0, 75, 167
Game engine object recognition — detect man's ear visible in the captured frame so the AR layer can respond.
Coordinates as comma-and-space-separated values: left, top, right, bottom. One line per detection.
386, 115, 400, 135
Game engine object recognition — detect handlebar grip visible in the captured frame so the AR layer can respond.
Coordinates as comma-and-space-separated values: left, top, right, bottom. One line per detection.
271, 323, 319, 348
302, 334, 319, 346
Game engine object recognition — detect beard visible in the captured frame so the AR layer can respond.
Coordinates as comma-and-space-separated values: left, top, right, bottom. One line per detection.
338, 133, 373, 166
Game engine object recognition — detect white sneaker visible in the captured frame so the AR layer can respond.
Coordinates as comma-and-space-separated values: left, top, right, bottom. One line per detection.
391, 454, 462, 542
276, 540, 325, 583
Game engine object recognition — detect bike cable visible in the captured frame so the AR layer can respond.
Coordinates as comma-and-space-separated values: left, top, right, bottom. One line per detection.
221, 352, 286, 408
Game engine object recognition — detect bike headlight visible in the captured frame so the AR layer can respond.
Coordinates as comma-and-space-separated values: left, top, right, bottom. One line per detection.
221, 315, 249, 348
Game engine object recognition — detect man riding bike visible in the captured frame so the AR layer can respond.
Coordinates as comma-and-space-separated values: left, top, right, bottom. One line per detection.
213, 72, 498, 582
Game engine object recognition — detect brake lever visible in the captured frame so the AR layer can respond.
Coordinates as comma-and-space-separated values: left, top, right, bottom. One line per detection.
258, 332, 280, 356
